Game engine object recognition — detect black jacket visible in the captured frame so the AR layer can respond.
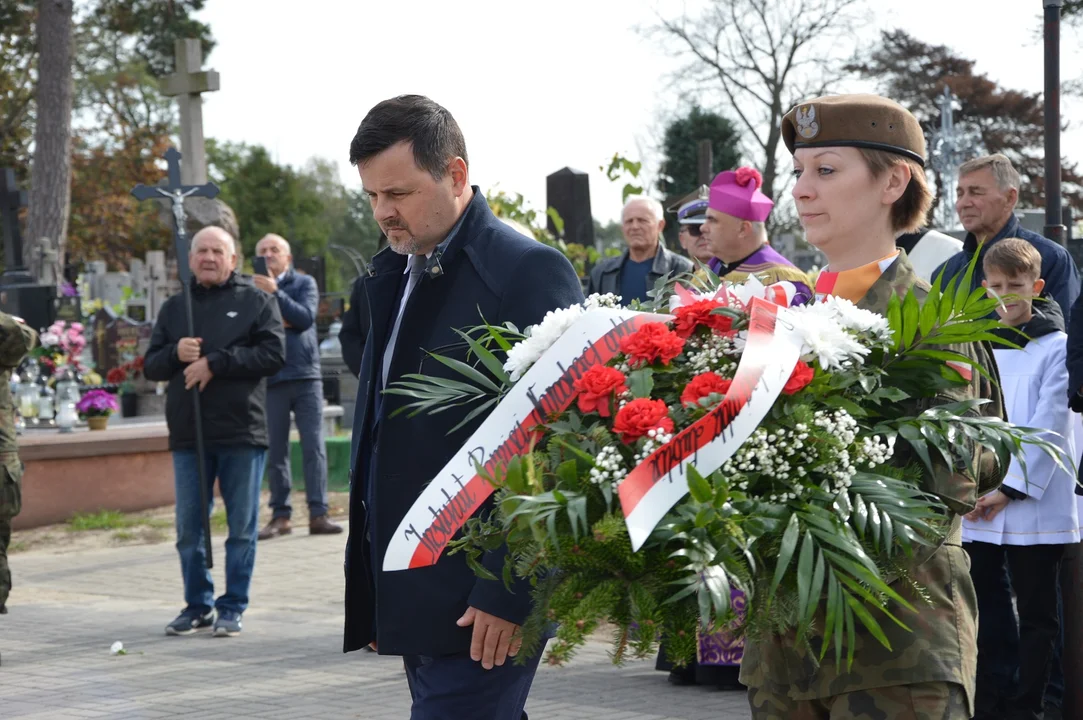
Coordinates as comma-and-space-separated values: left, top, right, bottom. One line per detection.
344, 189, 584, 657
144, 273, 286, 451
586, 245, 693, 302
339, 276, 368, 378
268, 269, 321, 386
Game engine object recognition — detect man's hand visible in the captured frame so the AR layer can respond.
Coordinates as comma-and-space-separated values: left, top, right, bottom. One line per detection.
965, 489, 1011, 523
183, 357, 214, 391
253, 274, 278, 294
177, 337, 202, 363
456, 606, 522, 670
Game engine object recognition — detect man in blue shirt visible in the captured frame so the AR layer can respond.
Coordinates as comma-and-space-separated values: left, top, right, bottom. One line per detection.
933, 154, 1080, 321
587, 196, 692, 305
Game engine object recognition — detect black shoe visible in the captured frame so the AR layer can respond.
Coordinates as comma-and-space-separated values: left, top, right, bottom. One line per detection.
165, 608, 214, 636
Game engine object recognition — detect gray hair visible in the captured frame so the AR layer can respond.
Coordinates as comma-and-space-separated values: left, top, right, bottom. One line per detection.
622, 195, 664, 223
959, 153, 1020, 193
257, 233, 292, 255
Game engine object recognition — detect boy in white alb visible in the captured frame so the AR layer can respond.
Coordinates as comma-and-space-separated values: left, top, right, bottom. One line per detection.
963, 238, 1080, 720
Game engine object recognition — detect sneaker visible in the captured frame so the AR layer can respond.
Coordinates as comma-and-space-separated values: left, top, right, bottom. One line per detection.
213, 610, 243, 637
165, 608, 214, 636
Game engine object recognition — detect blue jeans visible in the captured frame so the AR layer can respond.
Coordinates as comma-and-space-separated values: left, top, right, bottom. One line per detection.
173, 446, 266, 615
266, 380, 328, 519
403, 645, 544, 720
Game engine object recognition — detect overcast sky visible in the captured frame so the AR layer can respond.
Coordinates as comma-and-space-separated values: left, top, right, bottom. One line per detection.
192, 0, 1083, 224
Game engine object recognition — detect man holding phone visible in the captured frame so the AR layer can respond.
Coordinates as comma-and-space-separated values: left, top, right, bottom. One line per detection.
253, 234, 342, 539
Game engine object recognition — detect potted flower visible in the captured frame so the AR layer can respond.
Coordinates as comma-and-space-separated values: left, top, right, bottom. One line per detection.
106, 358, 142, 417
76, 388, 118, 430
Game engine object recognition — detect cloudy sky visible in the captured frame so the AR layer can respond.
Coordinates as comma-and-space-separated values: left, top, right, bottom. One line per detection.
192, 0, 1083, 223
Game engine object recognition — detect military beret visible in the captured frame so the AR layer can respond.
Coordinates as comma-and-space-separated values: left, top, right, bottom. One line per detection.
781, 94, 926, 167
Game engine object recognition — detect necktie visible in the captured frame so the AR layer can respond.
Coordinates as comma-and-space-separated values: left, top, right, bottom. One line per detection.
381, 256, 425, 390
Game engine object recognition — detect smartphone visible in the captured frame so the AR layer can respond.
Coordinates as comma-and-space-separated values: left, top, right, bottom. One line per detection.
252, 256, 269, 277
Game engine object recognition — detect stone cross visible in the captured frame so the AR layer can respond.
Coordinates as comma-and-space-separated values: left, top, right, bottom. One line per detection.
159, 39, 220, 185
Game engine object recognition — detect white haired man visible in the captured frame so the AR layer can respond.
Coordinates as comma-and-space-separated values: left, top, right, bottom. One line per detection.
587, 195, 693, 306
144, 227, 286, 637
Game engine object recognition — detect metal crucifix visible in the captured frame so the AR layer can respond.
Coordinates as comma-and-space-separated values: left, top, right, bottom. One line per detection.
131, 146, 220, 569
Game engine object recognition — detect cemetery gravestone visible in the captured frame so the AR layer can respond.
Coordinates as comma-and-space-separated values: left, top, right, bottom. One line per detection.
546, 167, 594, 246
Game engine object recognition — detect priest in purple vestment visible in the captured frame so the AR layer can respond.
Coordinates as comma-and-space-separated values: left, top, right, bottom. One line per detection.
701, 167, 813, 305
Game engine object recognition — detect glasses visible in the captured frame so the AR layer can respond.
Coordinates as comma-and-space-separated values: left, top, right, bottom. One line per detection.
681, 224, 703, 237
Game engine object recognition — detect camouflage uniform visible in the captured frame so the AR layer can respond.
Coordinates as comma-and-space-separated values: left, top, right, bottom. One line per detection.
741, 252, 1006, 719
0, 312, 38, 613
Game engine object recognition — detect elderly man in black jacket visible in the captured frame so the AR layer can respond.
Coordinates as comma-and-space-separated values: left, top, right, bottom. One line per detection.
345, 95, 583, 719
145, 226, 286, 639
587, 195, 693, 306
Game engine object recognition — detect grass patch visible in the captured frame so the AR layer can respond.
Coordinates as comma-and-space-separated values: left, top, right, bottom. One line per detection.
210, 509, 228, 532
68, 510, 139, 531
68, 510, 174, 532
113, 530, 137, 541
8, 541, 26, 553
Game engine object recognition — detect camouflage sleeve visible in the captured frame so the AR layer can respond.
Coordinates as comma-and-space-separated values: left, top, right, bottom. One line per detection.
918, 339, 1006, 515
0, 312, 38, 369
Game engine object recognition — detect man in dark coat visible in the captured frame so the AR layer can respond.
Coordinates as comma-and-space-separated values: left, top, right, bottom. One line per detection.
253, 233, 342, 539
344, 95, 584, 719
933, 154, 1080, 321
338, 275, 368, 379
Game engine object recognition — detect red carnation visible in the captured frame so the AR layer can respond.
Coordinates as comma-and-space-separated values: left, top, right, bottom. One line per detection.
574, 365, 628, 418
619, 323, 685, 367
672, 299, 734, 339
680, 371, 733, 408
782, 360, 814, 395
106, 367, 127, 385
612, 398, 674, 444
735, 166, 763, 189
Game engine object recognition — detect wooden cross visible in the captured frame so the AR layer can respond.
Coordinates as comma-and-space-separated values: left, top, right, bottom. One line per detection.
160, 39, 220, 185
131, 147, 219, 285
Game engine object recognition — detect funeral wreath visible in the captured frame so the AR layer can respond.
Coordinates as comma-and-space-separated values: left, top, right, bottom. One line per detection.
385, 263, 1066, 670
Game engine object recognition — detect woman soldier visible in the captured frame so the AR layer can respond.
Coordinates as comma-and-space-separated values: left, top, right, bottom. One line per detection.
739, 94, 1005, 719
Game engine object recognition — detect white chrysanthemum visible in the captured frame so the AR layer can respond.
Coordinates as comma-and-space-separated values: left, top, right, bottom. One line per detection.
39, 332, 59, 347
503, 304, 585, 381
795, 312, 869, 371
820, 296, 892, 343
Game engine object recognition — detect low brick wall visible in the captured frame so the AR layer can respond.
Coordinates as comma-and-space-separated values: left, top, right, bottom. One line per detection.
14, 421, 174, 530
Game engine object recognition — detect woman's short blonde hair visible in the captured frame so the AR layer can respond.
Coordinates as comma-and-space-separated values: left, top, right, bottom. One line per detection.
859, 149, 932, 233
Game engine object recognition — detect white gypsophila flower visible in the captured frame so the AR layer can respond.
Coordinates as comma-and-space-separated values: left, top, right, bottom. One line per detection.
503, 304, 585, 381
583, 293, 622, 310
589, 445, 627, 490
794, 312, 870, 371
684, 334, 738, 374
634, 427, 675, 464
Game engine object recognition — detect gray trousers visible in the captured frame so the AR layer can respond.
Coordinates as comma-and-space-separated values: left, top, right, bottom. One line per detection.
266, 379, 328, 519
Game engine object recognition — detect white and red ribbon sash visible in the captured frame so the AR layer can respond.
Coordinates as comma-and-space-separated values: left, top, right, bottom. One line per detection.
382, 308, 670, 571
618, 298, 803, 550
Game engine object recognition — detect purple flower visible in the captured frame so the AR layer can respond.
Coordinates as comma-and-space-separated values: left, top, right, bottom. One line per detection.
76, 389, 118, 417
61, 282, 78, 297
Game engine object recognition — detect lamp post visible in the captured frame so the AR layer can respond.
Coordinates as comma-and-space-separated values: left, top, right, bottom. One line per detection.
1043, 0, 1066, 246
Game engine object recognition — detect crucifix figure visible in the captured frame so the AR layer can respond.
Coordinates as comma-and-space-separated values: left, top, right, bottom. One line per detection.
131, 146, 220, 568
160, 39, 220, 185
